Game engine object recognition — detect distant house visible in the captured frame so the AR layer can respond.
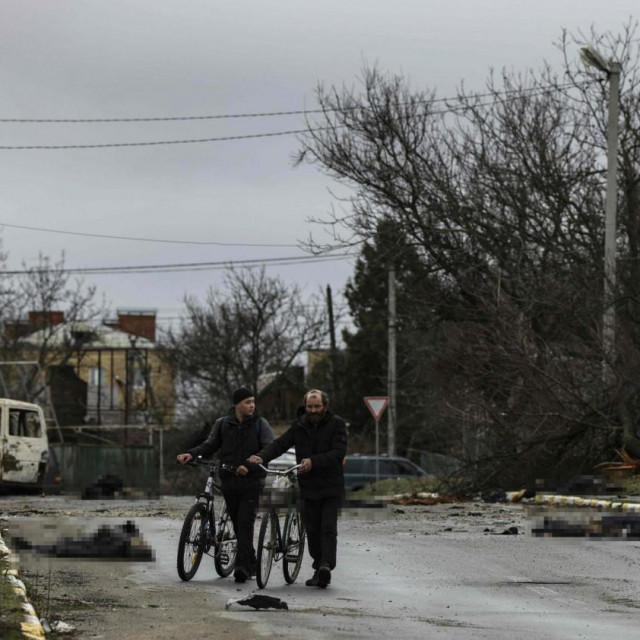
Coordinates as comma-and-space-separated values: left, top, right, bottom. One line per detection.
256, 366, 306, 429
1, 310, 174, 429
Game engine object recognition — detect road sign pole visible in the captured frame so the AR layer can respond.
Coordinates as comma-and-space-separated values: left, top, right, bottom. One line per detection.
375, 418, 380, 489
364, 396, 389, 494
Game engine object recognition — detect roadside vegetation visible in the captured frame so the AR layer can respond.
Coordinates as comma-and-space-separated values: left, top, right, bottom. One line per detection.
0, 577, 27, 640
296, 22, 640, 491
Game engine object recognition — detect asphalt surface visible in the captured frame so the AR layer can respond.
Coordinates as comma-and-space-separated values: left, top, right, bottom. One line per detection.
3, 496, 640, 638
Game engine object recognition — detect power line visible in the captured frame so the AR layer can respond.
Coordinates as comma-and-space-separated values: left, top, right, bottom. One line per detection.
0, 252, 354, 276
0, 127, 317, 150
0, 221, 299, 247
0, 80, 584, 124
0, 82, 590, 150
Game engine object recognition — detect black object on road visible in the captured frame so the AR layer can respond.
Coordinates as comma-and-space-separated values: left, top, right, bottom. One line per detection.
81, 474, 124, 499
225, 594, 289, 610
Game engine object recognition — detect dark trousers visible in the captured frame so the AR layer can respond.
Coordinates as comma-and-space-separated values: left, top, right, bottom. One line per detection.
223, 487, 260, 573
302, 496, 340, 571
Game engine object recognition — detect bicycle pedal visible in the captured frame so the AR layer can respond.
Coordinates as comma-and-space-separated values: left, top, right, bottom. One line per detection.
285, 554, 299, 562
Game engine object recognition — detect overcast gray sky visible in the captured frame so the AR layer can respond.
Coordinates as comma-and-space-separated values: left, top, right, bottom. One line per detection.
0, 1, 637, 333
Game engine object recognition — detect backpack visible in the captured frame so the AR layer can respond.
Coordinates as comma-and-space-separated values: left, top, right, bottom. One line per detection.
221, 416, 262, 450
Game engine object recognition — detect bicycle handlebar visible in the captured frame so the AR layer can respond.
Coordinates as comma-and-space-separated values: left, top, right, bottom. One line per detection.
179, 457, 237, 474
257, 463, 302, 475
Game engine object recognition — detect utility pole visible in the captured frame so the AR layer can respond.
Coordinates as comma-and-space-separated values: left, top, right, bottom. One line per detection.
579, 46, 621, 384
326, 284, 337, 397
326, 284, 336, 352
388, 267, 397, 456
602, 61, 621, 383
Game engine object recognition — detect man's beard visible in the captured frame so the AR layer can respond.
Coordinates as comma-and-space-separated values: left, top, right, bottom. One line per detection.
307, 412, 324, 424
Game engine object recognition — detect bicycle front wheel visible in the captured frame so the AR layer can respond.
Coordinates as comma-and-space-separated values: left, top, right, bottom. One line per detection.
256, 511, 276, 589
282, 510, 306, 584
177, 503, 207, 581
214, 503, 237, 577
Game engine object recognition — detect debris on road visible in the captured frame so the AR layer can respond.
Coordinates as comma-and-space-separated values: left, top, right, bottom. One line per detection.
532, 513, 640, 539
391, 492, 461, 506
50, 619, 76, 633
9, 520, 154, 560
225, 594, 289, 611
81, 474, 124, 499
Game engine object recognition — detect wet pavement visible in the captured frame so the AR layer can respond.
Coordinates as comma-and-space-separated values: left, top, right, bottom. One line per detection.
3, 496, 640, 638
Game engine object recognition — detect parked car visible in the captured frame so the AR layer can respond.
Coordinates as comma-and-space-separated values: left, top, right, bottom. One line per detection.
343, 454, 430, 491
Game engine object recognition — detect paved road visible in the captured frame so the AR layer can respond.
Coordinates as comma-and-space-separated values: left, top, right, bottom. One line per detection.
134, 502, 640, 639
4, 498, 640, 638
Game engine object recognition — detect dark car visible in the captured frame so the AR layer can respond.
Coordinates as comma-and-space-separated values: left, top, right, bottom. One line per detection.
343, 454, 430, 491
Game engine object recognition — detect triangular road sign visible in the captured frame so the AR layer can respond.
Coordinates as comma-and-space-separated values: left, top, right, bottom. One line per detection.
364, 396, 389, 421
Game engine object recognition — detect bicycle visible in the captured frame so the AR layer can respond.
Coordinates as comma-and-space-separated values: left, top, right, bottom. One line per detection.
176, 457, 238, 581
255, 463, 306, 589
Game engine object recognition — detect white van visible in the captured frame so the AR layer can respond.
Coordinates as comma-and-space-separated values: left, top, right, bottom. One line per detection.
0, 398, 49, 488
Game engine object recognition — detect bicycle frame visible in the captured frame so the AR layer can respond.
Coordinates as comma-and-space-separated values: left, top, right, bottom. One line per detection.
255, 463, 306, 588
176, 458, 238, 580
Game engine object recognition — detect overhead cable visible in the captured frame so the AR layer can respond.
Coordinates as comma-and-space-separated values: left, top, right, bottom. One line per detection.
0, 221, 300, 247
0, 83, 591, 150
0, 252, 354, 276
0, 80, 584, 124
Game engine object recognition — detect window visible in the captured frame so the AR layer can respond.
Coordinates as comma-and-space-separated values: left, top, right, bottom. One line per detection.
395, 460, 421, 475
89, 367, 105, 387
132, 367, 149, 389
344, 458, 365, 474
8, 409, 42, 438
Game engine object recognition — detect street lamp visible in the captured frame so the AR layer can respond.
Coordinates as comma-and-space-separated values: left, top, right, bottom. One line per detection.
580, 46, 621, 383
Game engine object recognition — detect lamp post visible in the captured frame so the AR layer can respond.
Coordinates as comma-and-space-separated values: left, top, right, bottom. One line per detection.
580, 46, 621, 383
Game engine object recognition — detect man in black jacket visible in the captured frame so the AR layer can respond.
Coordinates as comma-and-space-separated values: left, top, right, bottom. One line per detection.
177, 386, 274, 583
249, 389, 347, 588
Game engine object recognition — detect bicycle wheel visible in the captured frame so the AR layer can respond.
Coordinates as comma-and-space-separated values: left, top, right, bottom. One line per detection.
177, 503, 207, 581
256, 511, 276, 589
282, 510, 306, 584
214, 503, 237, 577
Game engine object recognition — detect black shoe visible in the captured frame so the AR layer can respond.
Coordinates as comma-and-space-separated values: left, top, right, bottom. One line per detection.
305, 571, 320, 587
234, 568, 248, 583
317, 565, 331, 588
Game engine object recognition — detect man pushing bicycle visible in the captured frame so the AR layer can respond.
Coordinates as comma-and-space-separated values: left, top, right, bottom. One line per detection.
249, 389, 347, 588
177, 386, 274, 583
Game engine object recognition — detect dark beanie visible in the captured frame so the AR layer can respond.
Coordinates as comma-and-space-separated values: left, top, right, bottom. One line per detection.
232, 386, 254, 405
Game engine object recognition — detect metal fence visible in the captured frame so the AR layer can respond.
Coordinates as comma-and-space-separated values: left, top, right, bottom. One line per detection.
51, 443, 159, 492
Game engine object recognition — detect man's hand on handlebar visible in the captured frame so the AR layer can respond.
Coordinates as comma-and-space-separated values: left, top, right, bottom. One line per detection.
236, 465, 249, 476
248, 455, 263, 464
298, 458, 312, 474
177, 453, 193, 465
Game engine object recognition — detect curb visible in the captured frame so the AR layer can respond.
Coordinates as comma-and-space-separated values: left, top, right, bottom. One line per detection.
0, 529, 46, 639
531, 494, 640, 511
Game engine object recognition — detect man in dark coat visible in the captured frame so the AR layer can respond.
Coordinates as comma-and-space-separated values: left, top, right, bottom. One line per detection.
248, 389, 347, 588
177, 386, 274, 583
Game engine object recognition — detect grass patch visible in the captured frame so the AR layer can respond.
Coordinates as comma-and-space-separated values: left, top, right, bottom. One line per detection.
620, 474, 640, 496
0, 577, 26, 640
349, 475, 442, 498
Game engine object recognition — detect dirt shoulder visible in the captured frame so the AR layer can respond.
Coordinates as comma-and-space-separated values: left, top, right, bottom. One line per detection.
17, 561, 251, 640
0, 495, 255, 639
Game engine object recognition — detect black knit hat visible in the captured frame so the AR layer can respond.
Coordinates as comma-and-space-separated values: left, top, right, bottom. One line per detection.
232, 386, 254, 405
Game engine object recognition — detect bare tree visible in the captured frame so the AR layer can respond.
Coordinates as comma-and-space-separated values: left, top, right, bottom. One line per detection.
296, 23, 640, 487
164, 268, 327, 422
0, 252, 102, 404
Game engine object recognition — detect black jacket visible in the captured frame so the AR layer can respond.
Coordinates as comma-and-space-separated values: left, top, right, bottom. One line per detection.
188, 409, 274, 490
257, 409, 347, 499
